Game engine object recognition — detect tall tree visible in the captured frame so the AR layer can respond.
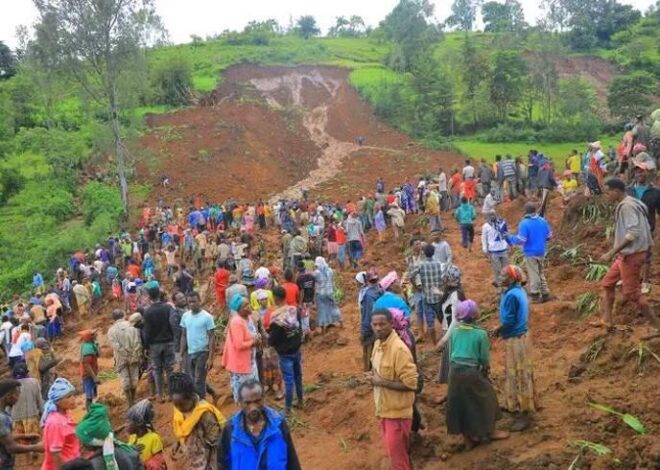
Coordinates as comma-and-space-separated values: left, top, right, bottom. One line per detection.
482, 0, 527, 33
489, 50, 527, 121
411, 58, 455, 136
295, 15, 321, 39
380, 0, 440, 71
445, 0, 482, 32
607, 71, 655, 120
460, 36, 490, 126
0, 41, 17, 79
32, 0, 164, 220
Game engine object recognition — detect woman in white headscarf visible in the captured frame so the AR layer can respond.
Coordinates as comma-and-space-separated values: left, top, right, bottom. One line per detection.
313, 257, 342, 333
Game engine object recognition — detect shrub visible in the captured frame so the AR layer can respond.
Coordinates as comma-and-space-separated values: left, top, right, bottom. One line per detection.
81, 181, 122, 226
8, 180, 74, 220
151, 56, 193, 106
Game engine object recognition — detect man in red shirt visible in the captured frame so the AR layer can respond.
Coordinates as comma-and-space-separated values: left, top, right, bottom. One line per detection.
448, 169, 463, 209
281, 269, 300, 307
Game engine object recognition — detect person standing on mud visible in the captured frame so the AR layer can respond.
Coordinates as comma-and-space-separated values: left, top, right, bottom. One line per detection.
369, 309, 418, 470
494, 265, 536, 432
596, 178, 659, 332
143, 286, 176, 403
481, 210, 510, 288
107, 309, 142, 406
180, 291, 216, 399
345, 212, 365, 269
508, 203, 553, 304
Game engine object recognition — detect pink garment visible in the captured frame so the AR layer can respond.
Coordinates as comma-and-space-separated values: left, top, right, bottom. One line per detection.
379, 271, 399, 291
221, 315, 254, 374
41, 411, 80, 470
379, 418, 412, 470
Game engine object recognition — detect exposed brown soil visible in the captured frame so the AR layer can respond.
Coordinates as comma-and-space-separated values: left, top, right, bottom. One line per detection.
32, 65, 659, 470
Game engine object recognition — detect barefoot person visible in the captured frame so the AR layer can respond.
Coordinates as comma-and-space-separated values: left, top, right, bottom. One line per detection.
597, 178, 659, 331
369, 309, 418, 470
445, 300, 509, 448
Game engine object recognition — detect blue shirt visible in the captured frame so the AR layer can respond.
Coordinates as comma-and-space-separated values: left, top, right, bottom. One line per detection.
180, 309, 215, 354
373, 292, 411, 319
454, 203, 476, 225
0, 410, 14, 470
33, 273, 44, 287
499, 284, 529, 339
509, 215, 552, 257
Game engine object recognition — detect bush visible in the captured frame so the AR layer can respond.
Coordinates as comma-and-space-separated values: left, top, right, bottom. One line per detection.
8, 180, 74, 220
151, 57, 193, 106
0, 167, 25, 205
478, 124, 539, 143
81, 181, 122, 225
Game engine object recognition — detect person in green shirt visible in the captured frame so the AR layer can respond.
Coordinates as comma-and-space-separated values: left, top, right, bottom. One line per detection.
445, 299, 508, 449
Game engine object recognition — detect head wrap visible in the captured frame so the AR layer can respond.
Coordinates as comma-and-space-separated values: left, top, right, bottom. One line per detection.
35, 337, 50, 350
379, 271, 399, 291
128, 312, 142, 325
255, 289, 269, 301
314, 256, 328, 270
355, 271, 368, 286
255, 277, 268, 289
271, 305, 300, 330
79, 329, 95, 342
456, 299, 478, 322
41, 378, 75, 426
229, 295, 248, 313
76, 403, 132, 464
388, 308, 412, 350
126, 399, 155, 430
441, 265, 462, 288
144, 280, 159, 290
503, 265, 524, 283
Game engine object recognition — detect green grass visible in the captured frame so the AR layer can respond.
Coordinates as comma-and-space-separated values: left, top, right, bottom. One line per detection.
133, 104, 173, 119
150, 36, 388, 92
453, 138, 619, 165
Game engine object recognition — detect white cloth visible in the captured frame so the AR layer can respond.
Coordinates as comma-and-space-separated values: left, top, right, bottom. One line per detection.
481, 222, 509, 253
255, 267, 271, 280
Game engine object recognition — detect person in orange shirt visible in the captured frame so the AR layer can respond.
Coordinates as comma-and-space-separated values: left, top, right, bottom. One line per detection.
448, 169, 463, 209
281, 269, 300, 307
463, 177, 477, 203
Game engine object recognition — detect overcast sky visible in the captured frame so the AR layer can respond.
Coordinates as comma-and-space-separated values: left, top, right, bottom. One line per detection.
1, 0, 656, 49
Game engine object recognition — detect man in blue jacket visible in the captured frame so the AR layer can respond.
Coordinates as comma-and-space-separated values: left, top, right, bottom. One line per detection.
360, 272, 382, 372
218, 379, 301, 470
508, 203, 553, 303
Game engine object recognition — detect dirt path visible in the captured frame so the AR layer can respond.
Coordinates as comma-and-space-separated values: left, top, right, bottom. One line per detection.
249, 70, 402, 202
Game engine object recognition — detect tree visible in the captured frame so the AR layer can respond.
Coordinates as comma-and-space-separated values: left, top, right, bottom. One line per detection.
445, 0, 482, 32
0, 42, 17, 80
32, 0, 164, 221
328, 15, 367, 37
489, 50, 527, 121
295, 16, 320, 39
542, 0, 641, 49
482, 0, 527, 33
557, 77, 596, 117
152, 56, 192, 106
460, 36, 490, 126
411, 58, 455, 136
380, 0, 440, 71
607, 71, 655, 120
0, 167, 25, 206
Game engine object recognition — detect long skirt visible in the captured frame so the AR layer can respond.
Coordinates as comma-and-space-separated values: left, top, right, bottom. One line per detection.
446, 364, 500, 438
230, 360, 259, 403
438, 342, 451, 384
316, 294, 342, 327
504, 333, 537, 413
261, 347, 282, 388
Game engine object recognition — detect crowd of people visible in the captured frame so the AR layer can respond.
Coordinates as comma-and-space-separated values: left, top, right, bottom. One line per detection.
0, 114, 657, 469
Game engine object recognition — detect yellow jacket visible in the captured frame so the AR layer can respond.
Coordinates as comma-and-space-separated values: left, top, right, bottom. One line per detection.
371, 331, 418, 419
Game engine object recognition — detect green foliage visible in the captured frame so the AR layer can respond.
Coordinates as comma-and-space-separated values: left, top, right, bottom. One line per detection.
0, 41, 16, 80
0, 167, 25, 205
9, 180, 74, 220
151, 56, 193, 106
489, 50, 527, 120
82, 181, 122, 226
410, 59, 455, 136
585, 263, 608, 282
328, 16, 368, 38
576, 292, 599, 317
607, 71, 656, 121
589, 402, 646, 434
482, 0, 527, 33
295, 16, 321, 40
445, 0, 482, 32
381, 0, 440, 71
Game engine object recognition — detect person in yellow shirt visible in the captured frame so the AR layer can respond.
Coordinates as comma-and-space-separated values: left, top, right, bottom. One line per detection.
126, 399, 167, 469
566, 150, 581, 178
559, 171, 579, 203
370, 309, 418, 470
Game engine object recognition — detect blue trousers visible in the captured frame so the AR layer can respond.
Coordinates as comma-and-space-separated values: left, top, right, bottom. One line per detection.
279, 351, 304, 410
